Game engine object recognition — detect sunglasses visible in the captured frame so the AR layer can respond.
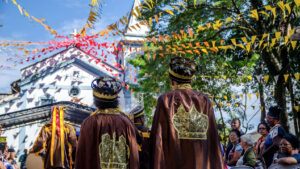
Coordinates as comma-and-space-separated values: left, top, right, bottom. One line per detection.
259, 128, 266, 130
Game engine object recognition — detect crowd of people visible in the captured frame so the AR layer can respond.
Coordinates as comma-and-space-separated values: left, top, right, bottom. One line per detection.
0, 144, 28, 169
223, 110, 300, 169
0, 57, 299, 169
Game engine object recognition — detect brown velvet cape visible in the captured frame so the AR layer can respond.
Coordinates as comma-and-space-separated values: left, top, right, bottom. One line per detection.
150, 89, 224, 169
75, 110, 139, 169
30, 123, 77, 169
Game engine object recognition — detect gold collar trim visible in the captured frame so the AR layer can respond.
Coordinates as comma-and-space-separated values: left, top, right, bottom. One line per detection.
90, 108, 121, 116
93, 91, 118, 100
173, 84, 192, 90
134, 111, 144, 118
169, 68, 192, 80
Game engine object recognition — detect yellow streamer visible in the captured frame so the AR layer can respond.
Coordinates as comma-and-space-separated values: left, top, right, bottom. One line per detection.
291, 41, 297, 50
165, 9, 175, 16
284, 74, 289, 83
256, 92, 259, 98
11, 0, 17, 5
241, 37, 247, 43
251, 36, 257, 44
285, 4, 291, 14
294, 106, 299, 112
264, 5, 276, 23
179, 2, 186, 9
17, 5, 23, 15
172, 6, 181, 12
270, 38, 277, 48
275, 32, 281, 40
284, 36, 289, 45
249, 9, 259, 21
50, 107, 57, 166
259, 11, 270, 17
246, 43, 251, 53
231, 39, 237, 46
295, 0, 300, 7
294, 73, 300, 81
264, 75, 269, 83
225, 17, 233, 24
23, 10, 30, 18
277, 1, 285, 14
59, 106, 65, 165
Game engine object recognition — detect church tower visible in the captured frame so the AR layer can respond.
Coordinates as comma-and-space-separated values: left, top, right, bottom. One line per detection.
116, 0, 150, 113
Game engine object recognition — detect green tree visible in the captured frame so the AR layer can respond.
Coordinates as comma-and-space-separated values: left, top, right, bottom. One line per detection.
129, 0, 300, 136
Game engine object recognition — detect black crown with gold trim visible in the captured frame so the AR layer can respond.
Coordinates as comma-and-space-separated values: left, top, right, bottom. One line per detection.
130, 106, 145, 119
169, 57, 198, 83
91, 77, 122, 101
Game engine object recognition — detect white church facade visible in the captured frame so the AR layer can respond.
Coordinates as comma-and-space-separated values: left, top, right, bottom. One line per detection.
0, 0, 149, 157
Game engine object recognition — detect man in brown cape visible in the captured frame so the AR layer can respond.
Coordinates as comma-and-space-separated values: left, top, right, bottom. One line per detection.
150, 57, 224, 169
75, 77, 139, 169
131, 106, 150, 169
30, 106, 77, 169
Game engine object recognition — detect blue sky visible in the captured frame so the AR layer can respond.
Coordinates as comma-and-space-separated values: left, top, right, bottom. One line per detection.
0, 0, 134, 93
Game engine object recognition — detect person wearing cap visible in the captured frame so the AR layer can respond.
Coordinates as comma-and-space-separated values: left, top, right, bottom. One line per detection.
75, 77, 139, 169
262, 105, 286, 168
131, 106, 149, 133
150, 57, 224, 169
5, 147, 18, 169
131, 106, 150, 169
30, 106, 77, 169
273, 134, 300, 165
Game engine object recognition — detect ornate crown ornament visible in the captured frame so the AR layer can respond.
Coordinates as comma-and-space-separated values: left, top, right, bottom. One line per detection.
99, 133, 129, 169
172, 104, 209, 140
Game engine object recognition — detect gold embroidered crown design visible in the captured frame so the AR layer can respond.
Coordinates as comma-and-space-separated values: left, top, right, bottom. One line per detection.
172, 104, 209, 140
99, 133, 129, 169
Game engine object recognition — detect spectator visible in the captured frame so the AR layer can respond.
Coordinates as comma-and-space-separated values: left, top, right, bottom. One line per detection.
237, 134, 256, 168
226, 129, 243, 166
262, 106, 286, 168
255, 122, 270, 159
0, 159, 6, 169
5, 148, 18, 169
18, 149, 27, 169
273, 134, 300, 165
225, 118, 245, 160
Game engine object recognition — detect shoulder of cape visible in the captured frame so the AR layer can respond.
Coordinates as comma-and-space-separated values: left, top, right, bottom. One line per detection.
64, 123, 75, 129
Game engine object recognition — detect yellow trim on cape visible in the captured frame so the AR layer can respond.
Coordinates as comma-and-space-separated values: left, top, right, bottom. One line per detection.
59, 106, 65, 165
134, 111, 144, 118
142, 132, 150, 138
50, 106, 57, 166
93, 90, 118, 99
90, 108, 121, 116
169, 68, 193, 80
173, 83, 192, 90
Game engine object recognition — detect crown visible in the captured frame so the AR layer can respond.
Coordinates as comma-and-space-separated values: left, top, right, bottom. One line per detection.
99, 133, 129, 168
172, 104, 209, 140
93, 91, 118, 100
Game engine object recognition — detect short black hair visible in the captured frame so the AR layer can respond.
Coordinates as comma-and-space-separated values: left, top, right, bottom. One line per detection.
230, 129, 241, 138
257, 122, 270, 132
283, 134, 299, 149
231, 118, 241, 125
94, 96, 119, 109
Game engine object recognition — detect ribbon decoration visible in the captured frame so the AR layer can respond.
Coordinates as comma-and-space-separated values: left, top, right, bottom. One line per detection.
10, 0, 57, 35
50, 106, 65, 166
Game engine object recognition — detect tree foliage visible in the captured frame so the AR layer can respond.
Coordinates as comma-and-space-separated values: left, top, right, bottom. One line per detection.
128, 0, 300, 137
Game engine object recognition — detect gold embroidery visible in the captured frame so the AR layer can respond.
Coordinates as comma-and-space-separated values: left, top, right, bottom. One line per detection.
90, 108, 121, 116
173, 84, 192, 90
169, 68, 193, 80
99, 133, 129, 169
172, 104, 209, 140
93, 91, 118, 99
